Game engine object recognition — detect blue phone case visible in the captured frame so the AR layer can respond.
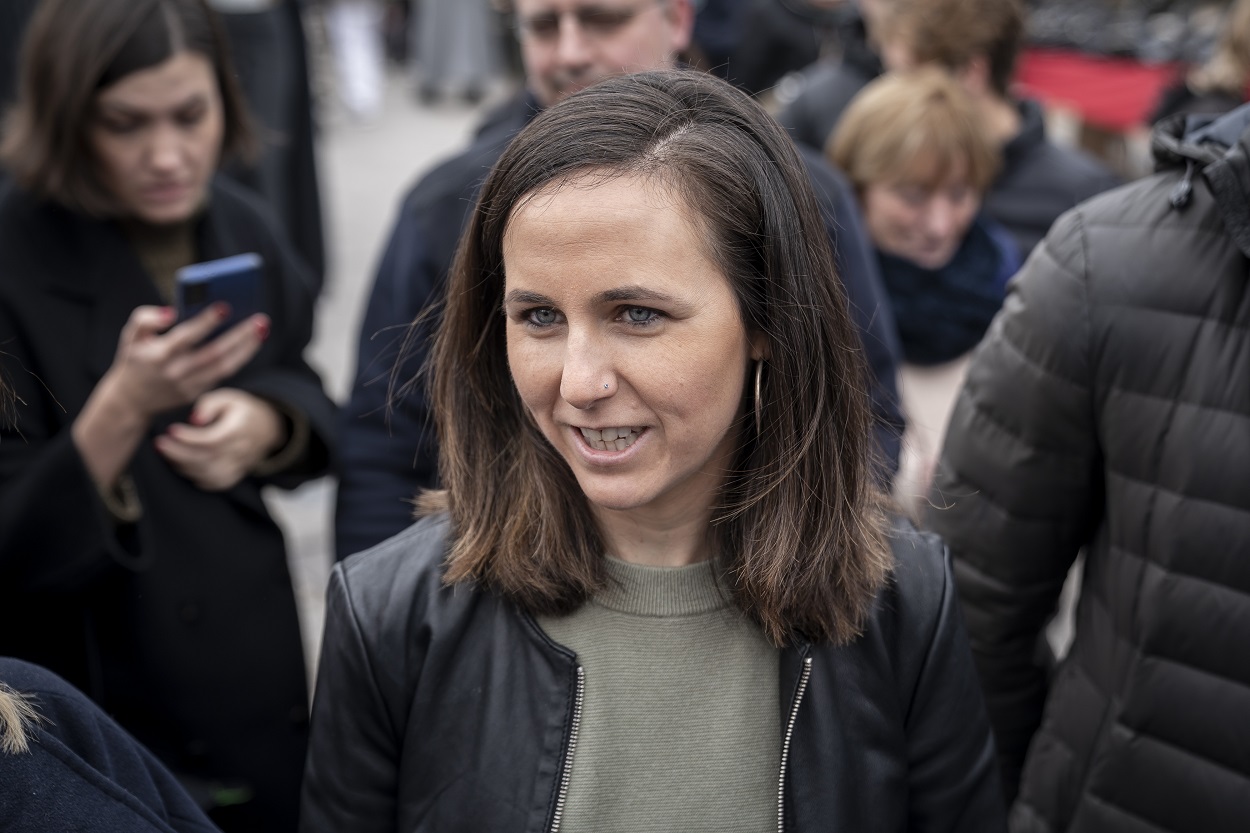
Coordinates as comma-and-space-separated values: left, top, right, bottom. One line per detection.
175, 253, 264, 338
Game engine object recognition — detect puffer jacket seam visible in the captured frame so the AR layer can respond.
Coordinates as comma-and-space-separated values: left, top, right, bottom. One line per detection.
1106, 468, 1250, 514
1094, 302, 1247, 330
1080, 788, 1181, 833
1143, 645, 1250, 696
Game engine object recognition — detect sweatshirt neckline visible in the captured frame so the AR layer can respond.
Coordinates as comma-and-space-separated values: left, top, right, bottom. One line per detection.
595, 555, 730, 617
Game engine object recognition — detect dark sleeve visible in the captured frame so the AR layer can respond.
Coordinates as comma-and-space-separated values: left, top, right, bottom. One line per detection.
775, 63, 871, 154
0, 305, 146, 594
800, 148, 905, 477
334, 191, 442, 559
0, 658, 219, 833
231, 222, 336, 488
925, 209, 1101, 800
901, 545, 1006, 833
300, 566, 402, 833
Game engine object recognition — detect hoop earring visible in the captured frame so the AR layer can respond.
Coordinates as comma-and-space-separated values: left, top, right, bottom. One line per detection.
753, 359, 764, 436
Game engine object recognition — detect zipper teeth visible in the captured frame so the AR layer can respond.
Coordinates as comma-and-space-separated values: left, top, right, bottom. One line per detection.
549, 665, 585, 833
777, 656, 813, 833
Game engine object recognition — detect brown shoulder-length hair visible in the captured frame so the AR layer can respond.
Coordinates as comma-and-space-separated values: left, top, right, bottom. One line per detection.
419, 69, 891, 647
0, 0, 255, 217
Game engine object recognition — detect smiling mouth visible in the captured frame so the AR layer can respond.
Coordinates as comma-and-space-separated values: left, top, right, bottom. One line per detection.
578, 426, 644, 452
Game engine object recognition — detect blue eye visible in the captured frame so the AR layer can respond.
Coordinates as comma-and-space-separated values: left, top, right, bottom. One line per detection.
526, 307, 559, 327
624, 307, 659, 325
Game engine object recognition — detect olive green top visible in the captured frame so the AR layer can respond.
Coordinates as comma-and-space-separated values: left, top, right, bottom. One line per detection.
538, 555, 779, 833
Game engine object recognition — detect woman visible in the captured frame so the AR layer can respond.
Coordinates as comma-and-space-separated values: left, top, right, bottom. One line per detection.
829, 67, 1020, 514
301, 69, 1001, 832
0, 1, 335, 830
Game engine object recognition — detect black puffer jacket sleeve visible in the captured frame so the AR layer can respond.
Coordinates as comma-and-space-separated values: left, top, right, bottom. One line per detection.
925, 208, 1103, 799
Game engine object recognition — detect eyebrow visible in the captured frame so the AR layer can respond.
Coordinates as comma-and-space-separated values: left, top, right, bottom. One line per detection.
97, 93, 207, 116
503, 285, 678, 307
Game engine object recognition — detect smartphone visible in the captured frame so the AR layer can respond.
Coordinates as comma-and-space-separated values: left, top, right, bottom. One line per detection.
175, 253, 264, 339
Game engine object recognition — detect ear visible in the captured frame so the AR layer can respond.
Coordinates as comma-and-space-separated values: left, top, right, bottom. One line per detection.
665, 0, 696, 54
749, 332, 770, 362
958, 55, 992, 97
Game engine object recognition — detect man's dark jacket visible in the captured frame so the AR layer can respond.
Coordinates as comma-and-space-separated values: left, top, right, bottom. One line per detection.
335, 90, 905, 559
985, 100, 1122, 257
928, 105, 1250, 832
776, 15, 882, 152
301, 514, 1004, 831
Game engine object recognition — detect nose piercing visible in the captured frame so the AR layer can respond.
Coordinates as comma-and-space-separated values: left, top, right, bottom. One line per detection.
603, 384, 609, 390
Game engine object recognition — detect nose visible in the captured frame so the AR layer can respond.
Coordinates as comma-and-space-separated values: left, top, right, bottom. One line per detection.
559, 327, 616, 409
148, 123, 183, 173
922, 198, 959, 241
554, 14, 593, 70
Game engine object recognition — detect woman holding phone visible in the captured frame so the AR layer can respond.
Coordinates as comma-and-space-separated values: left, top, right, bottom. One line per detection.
0, 1, 334, 830
302, 70, 1002, 832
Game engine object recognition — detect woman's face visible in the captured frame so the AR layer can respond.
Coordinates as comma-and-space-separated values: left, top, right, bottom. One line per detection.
862, 165, 980, 270
503, 172, 758, 528
89, 51, 223, 225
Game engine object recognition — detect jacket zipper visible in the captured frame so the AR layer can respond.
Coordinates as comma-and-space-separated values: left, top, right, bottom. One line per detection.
777, 655, 813, 833
549, 665, 585, 833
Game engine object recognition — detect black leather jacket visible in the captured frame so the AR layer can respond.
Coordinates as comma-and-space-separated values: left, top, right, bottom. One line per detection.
300, 515, 1005, 832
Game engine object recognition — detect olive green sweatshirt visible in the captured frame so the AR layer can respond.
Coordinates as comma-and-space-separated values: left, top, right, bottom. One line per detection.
538, 556, 779, 833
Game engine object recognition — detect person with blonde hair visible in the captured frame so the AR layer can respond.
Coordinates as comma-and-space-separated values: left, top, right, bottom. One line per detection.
871, 0, 1119, 256
830, 67, 1020, 513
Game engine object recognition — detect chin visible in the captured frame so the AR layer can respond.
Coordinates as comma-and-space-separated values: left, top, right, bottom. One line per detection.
135, 201, 199, 226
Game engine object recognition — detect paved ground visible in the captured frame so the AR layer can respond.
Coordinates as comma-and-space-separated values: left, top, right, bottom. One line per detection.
263, 62, 511, 674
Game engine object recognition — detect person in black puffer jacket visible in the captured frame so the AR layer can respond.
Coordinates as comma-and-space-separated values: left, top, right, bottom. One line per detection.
928, 104, 1250, 832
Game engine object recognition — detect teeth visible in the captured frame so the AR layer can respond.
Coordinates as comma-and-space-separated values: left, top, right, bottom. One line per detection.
578, 427, 641, 452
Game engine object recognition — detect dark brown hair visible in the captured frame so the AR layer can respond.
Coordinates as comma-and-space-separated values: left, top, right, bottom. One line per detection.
0, 0, 254, 216
420, 69, 890, 647
878, 0, 1024, 98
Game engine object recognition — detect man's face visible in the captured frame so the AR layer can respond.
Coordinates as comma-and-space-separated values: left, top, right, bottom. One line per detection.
514, 0, 694, 107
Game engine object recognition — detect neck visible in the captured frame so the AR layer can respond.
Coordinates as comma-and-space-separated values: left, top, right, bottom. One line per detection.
593, 502, 716, 567
978, 93, 1022, 145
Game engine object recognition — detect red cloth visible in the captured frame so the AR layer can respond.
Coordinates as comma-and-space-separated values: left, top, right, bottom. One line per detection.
1015, 47, 1182, 132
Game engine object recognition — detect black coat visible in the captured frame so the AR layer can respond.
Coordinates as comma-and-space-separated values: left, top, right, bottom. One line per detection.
301, 514, 1006, 832
0, 176, 334, 832
927, 106, 1250, 831
0, 658, 220, 833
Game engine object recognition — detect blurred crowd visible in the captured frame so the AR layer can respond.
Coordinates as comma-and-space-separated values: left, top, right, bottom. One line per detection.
1, 1, 1249, 832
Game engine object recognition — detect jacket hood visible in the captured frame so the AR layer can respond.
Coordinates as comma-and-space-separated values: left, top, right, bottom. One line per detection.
1152, 103, 1250, 257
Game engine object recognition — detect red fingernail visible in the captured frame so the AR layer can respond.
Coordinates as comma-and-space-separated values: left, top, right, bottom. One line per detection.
255, 319, 270, 341
215, 303, 232, 320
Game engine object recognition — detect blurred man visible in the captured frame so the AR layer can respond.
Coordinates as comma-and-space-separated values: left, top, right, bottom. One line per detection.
776, 0, 886, 152
335, 0, 904, 558
928, 106, 1250, 831
874, 0, 1120, 256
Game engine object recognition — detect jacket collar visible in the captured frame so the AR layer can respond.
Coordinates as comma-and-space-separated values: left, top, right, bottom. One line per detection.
1152, 103, 1250, 258
1002, 98, 1047, 174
